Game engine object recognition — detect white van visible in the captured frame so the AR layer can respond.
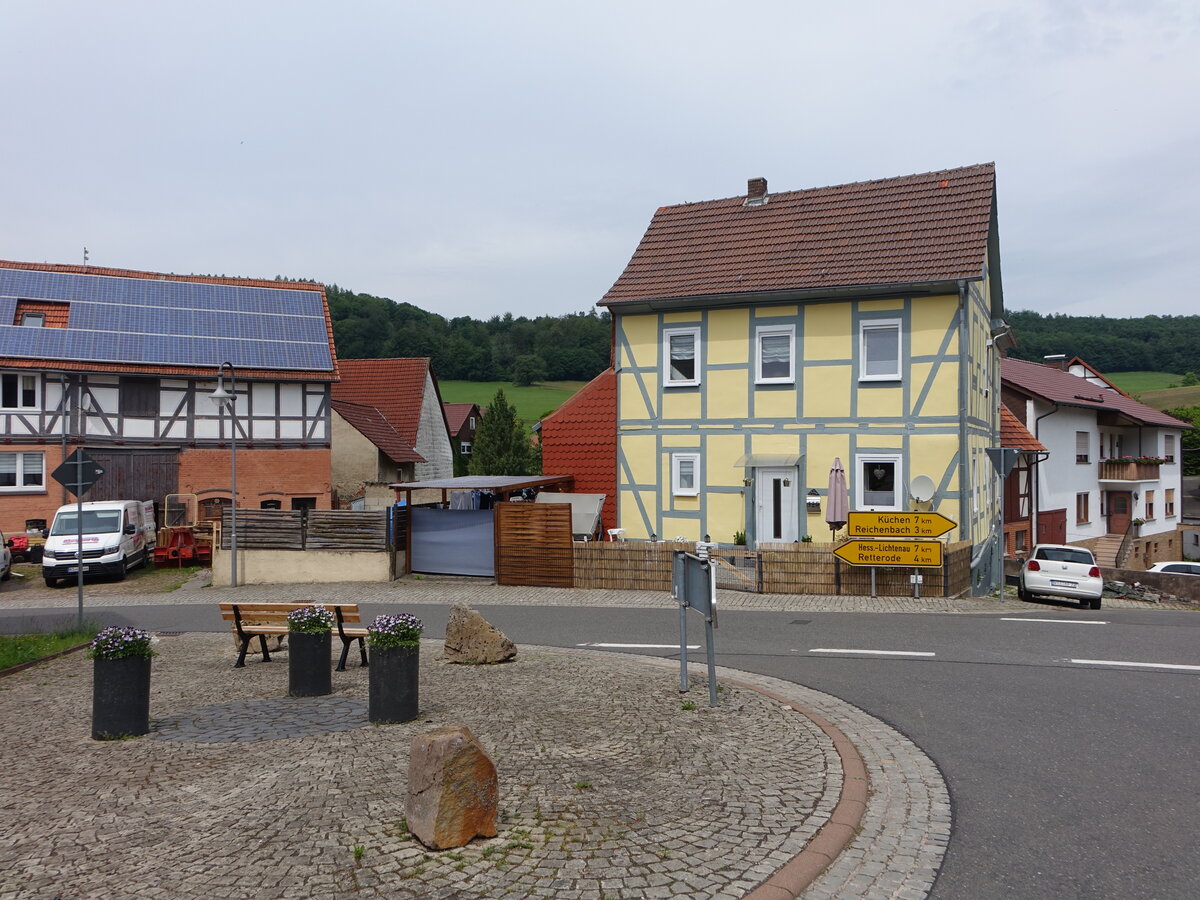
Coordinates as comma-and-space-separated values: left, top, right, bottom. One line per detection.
42, 500, 157, 587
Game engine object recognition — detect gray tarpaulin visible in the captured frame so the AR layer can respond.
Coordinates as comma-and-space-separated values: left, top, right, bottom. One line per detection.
410, 508, 495, 576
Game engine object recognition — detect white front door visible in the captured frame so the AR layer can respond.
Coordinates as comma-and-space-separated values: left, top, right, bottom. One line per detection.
755, 468, 798, 544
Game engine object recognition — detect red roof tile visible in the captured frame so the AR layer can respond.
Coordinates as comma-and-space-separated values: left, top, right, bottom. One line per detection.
600, 163, 996, 306
331, 399, 425, 464
540, 369, 617, 532
1001, 357, 1192, 429
1000, 405, 1047, 452
332, 359, 438, 448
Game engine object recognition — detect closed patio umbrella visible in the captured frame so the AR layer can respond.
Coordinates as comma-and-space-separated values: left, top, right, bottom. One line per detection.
826, 458, 850, 595
826, 458, 849, 537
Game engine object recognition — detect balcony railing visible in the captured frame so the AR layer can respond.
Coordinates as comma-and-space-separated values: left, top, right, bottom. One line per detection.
1097, 459, 1163, 481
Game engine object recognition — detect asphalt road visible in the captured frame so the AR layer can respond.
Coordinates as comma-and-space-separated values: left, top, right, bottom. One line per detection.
5, 601, 1198, 899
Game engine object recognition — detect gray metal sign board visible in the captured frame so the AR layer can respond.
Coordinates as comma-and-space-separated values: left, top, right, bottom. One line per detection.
51, 449, 105, 496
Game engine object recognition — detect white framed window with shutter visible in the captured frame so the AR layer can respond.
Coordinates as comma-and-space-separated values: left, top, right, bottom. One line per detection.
1165, 434, 1176, 463
859, 319, 901, 381
663, 327, 701, 387
755, 325, 794, 384
1075, 431, 1090, 464
671, 453, 700, 497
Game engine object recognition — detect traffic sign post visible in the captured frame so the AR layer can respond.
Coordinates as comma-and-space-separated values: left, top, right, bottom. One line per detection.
49, 449, 106, 625
833, 539, 944, 568
847, 511, 956, 539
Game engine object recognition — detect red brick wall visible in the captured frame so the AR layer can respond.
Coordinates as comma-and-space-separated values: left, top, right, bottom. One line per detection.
0, 444, 75, 537
177, 448, 333, 510
0, 445, 332, 536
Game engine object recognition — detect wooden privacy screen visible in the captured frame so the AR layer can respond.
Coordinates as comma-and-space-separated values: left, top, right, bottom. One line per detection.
220, 508, 388, 551
494, 502, 574, 587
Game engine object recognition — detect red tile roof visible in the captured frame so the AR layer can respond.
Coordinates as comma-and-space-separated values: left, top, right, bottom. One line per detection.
1001, 357, 1192, 429
0, 259, 338, 381
600, 163, 996, 306
331, 399, 425, 464
442, 402, 479, 436
540, 369, 617, 533
1000, 405, 1047, 452
332, 359, 440, 449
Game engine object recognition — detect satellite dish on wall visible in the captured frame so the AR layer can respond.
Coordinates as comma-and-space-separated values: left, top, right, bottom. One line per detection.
909, 474, 935, 503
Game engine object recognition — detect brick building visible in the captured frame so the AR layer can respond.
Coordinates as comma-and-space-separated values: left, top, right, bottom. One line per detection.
0, 260, 339, 535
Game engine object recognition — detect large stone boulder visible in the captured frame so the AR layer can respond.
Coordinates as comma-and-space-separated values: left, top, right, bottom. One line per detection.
406, 725, 498, 849
443, 603, 517, 664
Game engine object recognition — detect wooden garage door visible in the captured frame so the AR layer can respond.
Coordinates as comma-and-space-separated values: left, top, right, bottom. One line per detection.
85, 449, 180, 512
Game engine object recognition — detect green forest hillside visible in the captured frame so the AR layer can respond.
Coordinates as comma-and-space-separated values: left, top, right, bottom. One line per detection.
1006, 310, 1200, 375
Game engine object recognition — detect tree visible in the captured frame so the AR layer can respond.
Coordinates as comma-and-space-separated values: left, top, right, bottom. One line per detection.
1164, 406, 1200, 477
511, 354, 548, 386
467, 389, 538, 476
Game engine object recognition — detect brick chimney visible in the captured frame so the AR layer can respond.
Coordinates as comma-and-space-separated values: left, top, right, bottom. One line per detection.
1042, 354, 1069, 370
744, 177, 769, 206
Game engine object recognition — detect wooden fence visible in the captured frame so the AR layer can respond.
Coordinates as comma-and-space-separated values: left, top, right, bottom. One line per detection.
219, 508, 389, 551
571, 539, 973, 597
494, 503, 574, 587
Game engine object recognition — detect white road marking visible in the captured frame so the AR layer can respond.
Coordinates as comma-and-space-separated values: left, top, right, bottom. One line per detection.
1070, 658, 1200, 672
576, 642, 700, 649
806, 648, 935, 657
1001, 617, 1108, 625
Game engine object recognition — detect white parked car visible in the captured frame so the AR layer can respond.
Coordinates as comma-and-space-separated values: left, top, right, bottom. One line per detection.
1018, 544, 1103, 609
1146, 561, 1200, 576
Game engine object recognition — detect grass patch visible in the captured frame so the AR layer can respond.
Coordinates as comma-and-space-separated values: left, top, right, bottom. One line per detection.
1106, 371, 1186, 393
1138, 385, 1200, 411
438, 380, 586, 427
0, 621, 101, 669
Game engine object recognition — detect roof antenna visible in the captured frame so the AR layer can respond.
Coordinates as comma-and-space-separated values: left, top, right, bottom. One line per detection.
82, 247, 89, 266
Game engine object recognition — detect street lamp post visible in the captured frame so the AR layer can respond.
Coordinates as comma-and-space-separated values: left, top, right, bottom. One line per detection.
209, 362, 238, 588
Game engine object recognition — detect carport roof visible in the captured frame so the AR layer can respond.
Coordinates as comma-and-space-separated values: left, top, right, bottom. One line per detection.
390, 475, 574, 493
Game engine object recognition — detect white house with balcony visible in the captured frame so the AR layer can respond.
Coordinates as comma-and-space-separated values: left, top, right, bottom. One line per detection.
1001, 355, 1191, 566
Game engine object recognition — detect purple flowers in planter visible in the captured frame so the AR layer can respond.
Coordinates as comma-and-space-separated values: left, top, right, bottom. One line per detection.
368, 613, 423, 649
86, 626, 156, 660
287, 605, 335, 634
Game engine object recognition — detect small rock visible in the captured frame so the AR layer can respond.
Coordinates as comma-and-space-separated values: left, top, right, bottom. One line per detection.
406, 725, 498, 849
443, 603, 517, 664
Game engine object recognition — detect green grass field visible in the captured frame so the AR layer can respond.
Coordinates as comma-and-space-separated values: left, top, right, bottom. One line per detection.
438, 380, 587, 426
1105, 372, 1189, 393
1138, 385, 1200, 411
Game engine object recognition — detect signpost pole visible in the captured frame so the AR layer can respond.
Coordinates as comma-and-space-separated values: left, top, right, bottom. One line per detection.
675, 551, 689, 693
870, 566, 877, 598
701, 559, 718, 707
75, 454, 83, 626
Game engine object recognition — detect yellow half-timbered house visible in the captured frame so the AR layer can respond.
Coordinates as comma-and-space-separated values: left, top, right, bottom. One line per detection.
598, 164, 1007, 582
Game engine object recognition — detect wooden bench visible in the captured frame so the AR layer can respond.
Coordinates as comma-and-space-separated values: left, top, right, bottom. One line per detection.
218, 602, 369, 671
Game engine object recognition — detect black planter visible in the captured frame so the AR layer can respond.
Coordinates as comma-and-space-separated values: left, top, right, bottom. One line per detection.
369, 643, 419, 723
288, 631, 332, 697
92, 655, 151, 740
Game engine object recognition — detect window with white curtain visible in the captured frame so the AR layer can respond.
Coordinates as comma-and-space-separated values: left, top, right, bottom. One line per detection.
756, 325, 794, 384
0, 451, 45, 491
663, 327, 701, 386
672, 453, 700, 496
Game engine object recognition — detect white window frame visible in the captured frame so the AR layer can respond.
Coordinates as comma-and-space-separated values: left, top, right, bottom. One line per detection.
0, 450, 45, 492
1164, 434, 1176, 464
755, 324, 795, 384
460, 441, 472, 456
663, 327, 701, 387
855, 453, 903, 511
859, 318, 902, 382
671, 452, 700, 497
0, 372, 39, 411
1075, 431, 1090, 464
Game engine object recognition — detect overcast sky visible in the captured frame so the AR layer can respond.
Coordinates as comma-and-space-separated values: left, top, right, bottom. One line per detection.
3, 1, 1197, 321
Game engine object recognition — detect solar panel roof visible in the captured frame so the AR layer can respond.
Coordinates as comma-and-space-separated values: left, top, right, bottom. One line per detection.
0, 268, 333, 372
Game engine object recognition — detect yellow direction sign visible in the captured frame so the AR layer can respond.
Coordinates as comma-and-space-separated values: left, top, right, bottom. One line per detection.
847, 511, 956, 539
833, 539, 944, 568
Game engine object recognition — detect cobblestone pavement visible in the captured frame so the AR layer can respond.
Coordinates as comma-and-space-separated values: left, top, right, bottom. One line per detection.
1, 634, 947, 899
3, 569, 1188, 612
